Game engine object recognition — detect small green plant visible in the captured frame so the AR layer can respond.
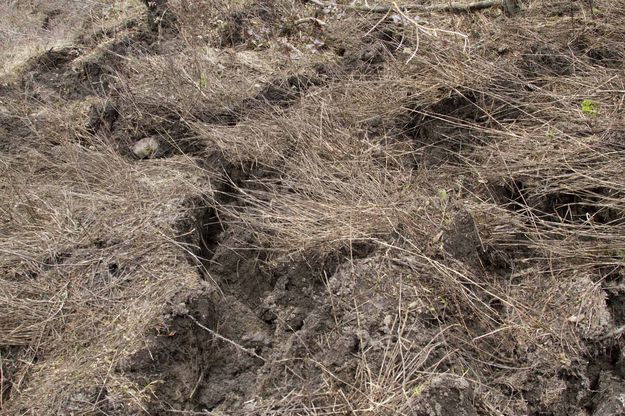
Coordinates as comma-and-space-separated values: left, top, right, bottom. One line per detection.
198, 73, 208, 88
411, 383, 426, 397
546, 127, 557, 139
450, 366, 470, 377
581, 99, 599, 117
437, 189, 449, 202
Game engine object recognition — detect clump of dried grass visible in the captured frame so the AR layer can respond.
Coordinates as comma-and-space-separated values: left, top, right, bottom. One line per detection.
2, 0, 625, 414
0, 279, 65, 346
195, 80, 431, 255
198, 0, 625, 413
0, 0, 144, 78
0, 138, 210, 412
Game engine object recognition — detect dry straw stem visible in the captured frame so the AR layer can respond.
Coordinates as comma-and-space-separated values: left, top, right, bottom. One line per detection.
309, 0, 508, 13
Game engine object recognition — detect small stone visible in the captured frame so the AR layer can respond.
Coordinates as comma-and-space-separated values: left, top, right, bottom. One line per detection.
241, 332, 270, 348
132, 137, 160, 159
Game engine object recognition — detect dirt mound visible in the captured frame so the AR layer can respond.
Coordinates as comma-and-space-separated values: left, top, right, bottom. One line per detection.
2, 0, 625, 415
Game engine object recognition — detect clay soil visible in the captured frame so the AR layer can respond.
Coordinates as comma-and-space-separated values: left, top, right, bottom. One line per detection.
1, 0, 625, 415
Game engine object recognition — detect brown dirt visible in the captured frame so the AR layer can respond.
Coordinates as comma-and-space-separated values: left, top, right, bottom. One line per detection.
1, 0, 625, 415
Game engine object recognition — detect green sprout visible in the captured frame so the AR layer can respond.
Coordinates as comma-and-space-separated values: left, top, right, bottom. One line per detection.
198, 73, 208, 88
581, 99, 599, 117
412, 383, 426, 397
437, 189, 449, 203
546, 127, 557, 139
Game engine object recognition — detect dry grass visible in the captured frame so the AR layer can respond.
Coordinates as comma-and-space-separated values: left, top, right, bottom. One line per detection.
1, 0, 625, 414
199, 0, 625, 413
0, 137, 210, 411
0, 0, 144, 78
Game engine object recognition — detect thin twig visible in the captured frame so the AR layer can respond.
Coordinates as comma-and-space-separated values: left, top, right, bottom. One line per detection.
186, 314, 266, 362
295, 17, 327, 26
